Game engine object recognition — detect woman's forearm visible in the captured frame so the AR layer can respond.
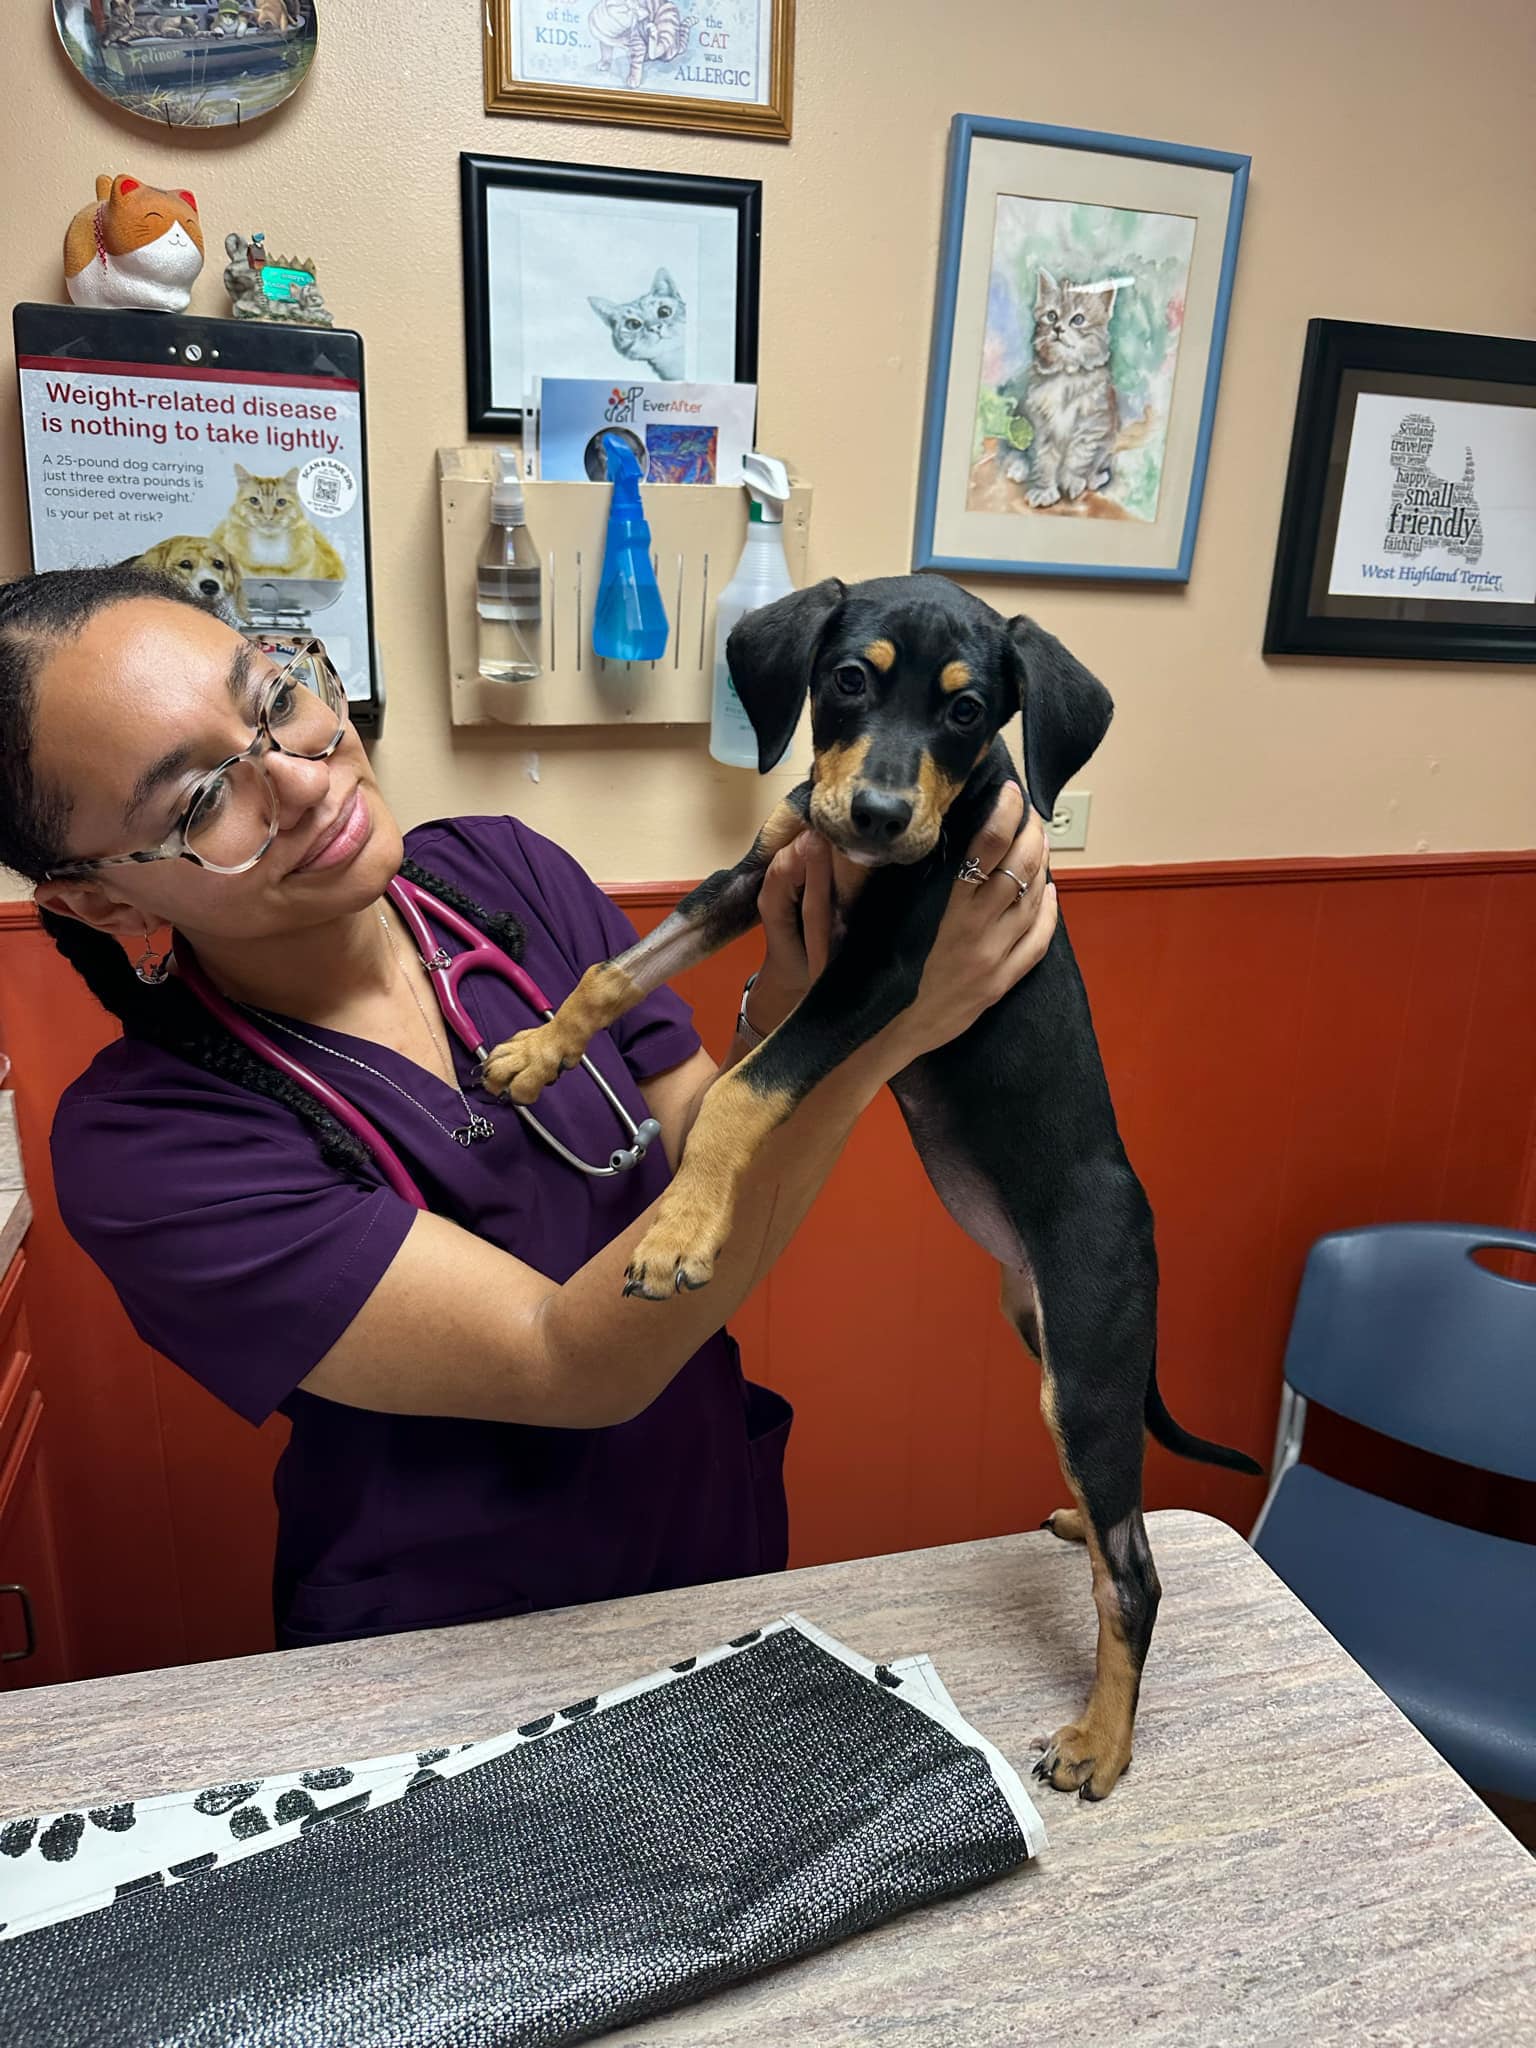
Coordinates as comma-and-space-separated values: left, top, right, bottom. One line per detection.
529, 1037, 886, 1424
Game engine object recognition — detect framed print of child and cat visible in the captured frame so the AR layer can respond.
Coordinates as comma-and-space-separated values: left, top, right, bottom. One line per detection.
915, 115, 1249, 584
460, 153, 761, 436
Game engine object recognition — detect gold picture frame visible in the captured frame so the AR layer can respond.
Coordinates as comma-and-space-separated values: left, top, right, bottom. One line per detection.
483, 0, 794, 141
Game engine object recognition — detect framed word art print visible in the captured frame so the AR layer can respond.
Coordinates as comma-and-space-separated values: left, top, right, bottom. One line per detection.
1265, 320, 1536, 663
914, 115, 1249, 584
483, 0, 794, 141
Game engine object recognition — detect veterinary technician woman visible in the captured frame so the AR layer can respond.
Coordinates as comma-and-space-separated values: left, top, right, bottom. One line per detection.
0, 568, 1056, 1649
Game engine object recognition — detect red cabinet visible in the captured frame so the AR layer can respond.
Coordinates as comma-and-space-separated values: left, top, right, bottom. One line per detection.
0, 1251, 71, 1689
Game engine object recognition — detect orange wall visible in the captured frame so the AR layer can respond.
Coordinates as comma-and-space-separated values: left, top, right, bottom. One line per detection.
4, 851, 1534, 1681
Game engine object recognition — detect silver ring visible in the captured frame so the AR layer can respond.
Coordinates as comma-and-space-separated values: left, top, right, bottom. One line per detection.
957, 856, 987, 887
998, 865, 1030, 903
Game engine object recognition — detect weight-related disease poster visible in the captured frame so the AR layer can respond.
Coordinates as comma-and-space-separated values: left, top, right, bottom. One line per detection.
1327, 392, 1536, 606
18, 352, 373, 702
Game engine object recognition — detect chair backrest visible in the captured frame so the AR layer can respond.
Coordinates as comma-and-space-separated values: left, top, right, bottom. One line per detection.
1282, 1224, 1536, 1484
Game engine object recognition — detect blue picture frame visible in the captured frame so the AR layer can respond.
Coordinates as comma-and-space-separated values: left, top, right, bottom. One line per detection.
913, 114, 1250, 584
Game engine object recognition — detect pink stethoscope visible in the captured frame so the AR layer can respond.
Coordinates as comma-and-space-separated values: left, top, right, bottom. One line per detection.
176, 876, 661, 1210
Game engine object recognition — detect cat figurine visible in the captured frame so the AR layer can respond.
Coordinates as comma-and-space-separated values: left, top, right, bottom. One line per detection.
998, 269, 1119, 508
63, 175, 204, 314
588, 267, 687, 380
213, 467, 344, 581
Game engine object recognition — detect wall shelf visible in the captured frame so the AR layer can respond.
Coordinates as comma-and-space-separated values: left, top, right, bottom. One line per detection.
437, 447, 813, 730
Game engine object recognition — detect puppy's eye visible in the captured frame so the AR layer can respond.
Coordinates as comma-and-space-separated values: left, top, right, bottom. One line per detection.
833, 665, 866, 698
949, 694, 984, 729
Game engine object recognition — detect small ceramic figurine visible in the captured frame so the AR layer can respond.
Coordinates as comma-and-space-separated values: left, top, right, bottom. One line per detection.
63, 174, 205, 313
223, 230, 334, 327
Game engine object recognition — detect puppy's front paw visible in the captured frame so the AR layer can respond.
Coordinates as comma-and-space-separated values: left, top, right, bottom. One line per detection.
1031, 1721, 1131, 1801
622, 1194, 726, 1302
482, 1022, 575, 1105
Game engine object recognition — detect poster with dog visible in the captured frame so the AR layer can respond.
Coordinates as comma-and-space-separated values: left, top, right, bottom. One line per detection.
16, 313, 376, 717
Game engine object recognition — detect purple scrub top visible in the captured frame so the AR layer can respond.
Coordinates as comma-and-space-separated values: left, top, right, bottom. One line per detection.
52, 816, 791, 1647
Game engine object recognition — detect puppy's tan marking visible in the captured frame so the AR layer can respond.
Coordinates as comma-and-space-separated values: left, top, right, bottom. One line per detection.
1034, 1365, 1143, 1799
624, 1068, 793, 1297
482, 959, 639, 1104
809, 734, 873, 840
484, 797, 806, 1104
939, 658, 972, 693
914, 751, 965, 841
863, 638, 896, 673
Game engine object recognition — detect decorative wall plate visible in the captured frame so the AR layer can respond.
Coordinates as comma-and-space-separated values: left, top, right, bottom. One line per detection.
54, 1, 317, 130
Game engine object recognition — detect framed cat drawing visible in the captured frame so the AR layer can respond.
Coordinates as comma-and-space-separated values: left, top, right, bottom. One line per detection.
1265, 320, 1536, 663
914, 115, 1249, 584
461, 154, 761, 434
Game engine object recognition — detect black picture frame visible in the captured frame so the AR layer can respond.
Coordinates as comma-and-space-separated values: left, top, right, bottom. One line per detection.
460, 153, 762, 435
1265, 319, 1536, 663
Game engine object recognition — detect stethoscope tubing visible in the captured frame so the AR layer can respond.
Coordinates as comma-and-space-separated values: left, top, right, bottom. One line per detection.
175, 877, 660, 1206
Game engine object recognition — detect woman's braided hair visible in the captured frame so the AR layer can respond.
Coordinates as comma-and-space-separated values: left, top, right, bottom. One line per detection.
0, 566, 524, 1181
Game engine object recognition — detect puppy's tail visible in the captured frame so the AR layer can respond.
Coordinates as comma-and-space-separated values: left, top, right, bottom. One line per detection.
1145, 1374, 1263, 1476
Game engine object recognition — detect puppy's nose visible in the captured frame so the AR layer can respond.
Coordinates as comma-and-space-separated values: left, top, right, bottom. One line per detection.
850, 788, 914, 843
198, 578, 220, 595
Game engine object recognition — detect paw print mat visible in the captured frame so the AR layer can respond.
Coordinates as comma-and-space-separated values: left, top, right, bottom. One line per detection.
0, 1616, 1044, 2046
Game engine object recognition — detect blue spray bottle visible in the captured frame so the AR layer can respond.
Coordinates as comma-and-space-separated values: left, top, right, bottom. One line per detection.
592, 434, 669, 662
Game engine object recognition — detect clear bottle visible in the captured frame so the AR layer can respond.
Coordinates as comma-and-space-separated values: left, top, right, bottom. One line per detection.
477, 451, 543, 693
710, 453, 795, 767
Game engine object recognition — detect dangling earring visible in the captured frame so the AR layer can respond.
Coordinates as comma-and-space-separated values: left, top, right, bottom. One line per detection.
133, 935, 173, 986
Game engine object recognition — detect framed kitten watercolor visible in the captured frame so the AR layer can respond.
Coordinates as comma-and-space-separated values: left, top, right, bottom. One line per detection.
1265, 320, 1536, 663
461, 154, 761, 434
482, 0, 794, 143
914, 115, 1249, 584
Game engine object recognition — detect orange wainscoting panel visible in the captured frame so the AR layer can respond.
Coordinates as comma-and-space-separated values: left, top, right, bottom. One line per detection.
2, 850, 1534, 1681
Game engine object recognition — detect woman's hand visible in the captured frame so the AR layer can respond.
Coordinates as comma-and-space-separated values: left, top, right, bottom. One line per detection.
743, 829, 837, 1038
876, 783, 1057, 1072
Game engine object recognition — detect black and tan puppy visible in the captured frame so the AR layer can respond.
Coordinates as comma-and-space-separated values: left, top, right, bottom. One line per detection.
485, 573, 1260, 1799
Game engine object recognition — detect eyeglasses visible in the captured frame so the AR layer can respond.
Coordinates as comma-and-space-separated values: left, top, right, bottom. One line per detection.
46, 639, 350, 881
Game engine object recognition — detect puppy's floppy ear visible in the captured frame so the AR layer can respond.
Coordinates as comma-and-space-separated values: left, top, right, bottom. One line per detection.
1007, 615, 1114, 818
726, 577, 846, 774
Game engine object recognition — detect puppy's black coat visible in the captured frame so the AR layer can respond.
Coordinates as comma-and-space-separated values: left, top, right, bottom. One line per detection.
486, 574, 1261, 1798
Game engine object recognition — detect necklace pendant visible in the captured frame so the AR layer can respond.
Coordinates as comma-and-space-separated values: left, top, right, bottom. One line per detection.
453, 1114, 496, 1147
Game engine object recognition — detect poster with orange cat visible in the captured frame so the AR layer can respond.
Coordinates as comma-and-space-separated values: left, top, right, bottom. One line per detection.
14, 304, 380, 731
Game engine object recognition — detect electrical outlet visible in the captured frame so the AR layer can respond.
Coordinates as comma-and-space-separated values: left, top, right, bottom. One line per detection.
1045, 790, 1091, 852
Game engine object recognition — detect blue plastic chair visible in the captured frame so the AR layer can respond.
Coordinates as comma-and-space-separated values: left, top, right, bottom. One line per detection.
1251, 1224, 1536, 1801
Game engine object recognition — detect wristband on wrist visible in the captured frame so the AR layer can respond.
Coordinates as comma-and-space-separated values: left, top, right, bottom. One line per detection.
736, 970, 765, 1047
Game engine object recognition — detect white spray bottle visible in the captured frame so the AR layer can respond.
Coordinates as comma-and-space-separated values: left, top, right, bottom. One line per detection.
709, 453, 794, 768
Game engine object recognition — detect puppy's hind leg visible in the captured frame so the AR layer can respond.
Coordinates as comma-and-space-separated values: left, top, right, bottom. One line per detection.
1008, 1211, 1161, 1800
1000, 1266, 1085, 1545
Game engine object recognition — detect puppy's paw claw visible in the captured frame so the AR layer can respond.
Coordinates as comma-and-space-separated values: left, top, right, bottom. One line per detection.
1031, 1723, 1130, 1801
622, 1211, 722, 1302
1042, 1507, 1087, 1543
481, 1024, 575, 1106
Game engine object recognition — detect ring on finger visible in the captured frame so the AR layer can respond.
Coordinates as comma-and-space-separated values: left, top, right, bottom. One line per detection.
997, 864, 1031, 903
956, 856, 987, 887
